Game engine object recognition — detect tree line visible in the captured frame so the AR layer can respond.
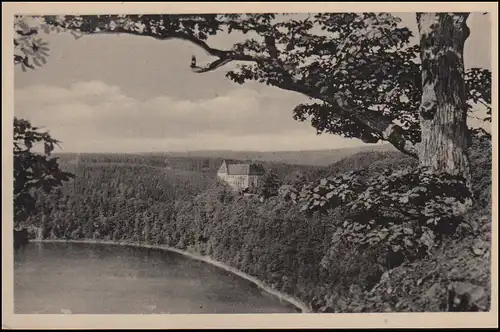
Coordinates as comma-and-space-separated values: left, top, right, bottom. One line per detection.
18, 133, 492, 312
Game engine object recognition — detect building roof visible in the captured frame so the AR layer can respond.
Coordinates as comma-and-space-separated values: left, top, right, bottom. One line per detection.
219, 160, 265, 176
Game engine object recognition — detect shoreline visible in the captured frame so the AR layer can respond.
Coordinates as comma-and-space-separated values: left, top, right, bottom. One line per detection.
29, 239, 312, 314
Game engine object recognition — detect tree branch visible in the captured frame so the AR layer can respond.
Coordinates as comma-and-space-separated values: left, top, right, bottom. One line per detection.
90, 27, 258, 73
82, 24, 419, 158
92, 28, 223, 55
188, 40, 419, 157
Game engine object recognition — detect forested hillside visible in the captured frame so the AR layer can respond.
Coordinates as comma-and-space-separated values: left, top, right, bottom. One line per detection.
20, 135, 492, 313
153, 144, 397, 166
55, 153, 323, 184
12, 10, 493, 320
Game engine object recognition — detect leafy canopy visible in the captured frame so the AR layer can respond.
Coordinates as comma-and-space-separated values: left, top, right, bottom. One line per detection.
298, 166, 473, 262
13, 117, 75, 225
14, 13, 491, 156
257, 169, 282, 199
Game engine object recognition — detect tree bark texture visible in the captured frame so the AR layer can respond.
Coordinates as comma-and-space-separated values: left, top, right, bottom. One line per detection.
417, 13, 471, 184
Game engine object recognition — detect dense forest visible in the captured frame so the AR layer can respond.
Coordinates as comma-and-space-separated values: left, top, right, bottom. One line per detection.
142, 144, 397, 167
55, 152, 321, 183
11, 11, 493, 318
19, 133, 492, 313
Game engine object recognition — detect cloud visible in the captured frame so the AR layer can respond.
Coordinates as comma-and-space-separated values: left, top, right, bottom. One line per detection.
15, 80, 363, 152
16, 81, 298, 138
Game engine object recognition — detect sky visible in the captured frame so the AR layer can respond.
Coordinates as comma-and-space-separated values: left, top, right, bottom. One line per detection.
14, 13, 492, 153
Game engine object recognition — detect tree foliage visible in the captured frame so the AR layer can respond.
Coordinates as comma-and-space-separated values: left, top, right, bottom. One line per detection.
300, 167, 473, 264
13, 117, 75, 225
257, 169, 282, 199
19, 135, 491, 312
13, 13, 492, 313
13, 13, 491, 157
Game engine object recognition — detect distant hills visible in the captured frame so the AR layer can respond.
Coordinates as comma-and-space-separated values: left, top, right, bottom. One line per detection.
144, 144, 398, 167
52, 143, 412, 195
53, 144, 403, 186
55, 144, 398, 168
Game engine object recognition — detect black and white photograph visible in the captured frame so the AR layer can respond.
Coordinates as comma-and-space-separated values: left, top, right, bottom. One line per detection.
3, 2, 497, 329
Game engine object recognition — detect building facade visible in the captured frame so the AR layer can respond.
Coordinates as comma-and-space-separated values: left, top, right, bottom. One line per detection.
217, 160, 265, 192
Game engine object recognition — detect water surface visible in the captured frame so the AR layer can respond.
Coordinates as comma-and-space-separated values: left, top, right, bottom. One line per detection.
14, 242, 298, 314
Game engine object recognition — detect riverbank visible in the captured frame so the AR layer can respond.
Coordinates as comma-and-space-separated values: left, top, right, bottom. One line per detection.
30, 239, 312, 313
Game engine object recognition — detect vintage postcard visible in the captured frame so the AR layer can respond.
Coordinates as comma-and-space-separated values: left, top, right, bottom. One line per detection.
2, 2, 498, 330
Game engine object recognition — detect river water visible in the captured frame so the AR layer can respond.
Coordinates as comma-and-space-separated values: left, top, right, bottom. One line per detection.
14, 242, 298, 314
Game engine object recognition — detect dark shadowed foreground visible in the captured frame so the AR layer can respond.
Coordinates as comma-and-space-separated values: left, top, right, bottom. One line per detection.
14, 242, 298, 314
14, 229, 29, 251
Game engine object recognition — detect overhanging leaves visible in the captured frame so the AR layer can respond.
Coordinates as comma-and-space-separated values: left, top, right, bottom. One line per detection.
13, 117, 75, 224
13, 13, 491, 157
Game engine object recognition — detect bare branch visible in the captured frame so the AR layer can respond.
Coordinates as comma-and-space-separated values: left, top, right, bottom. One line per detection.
92, 28, 224, 56
91, 27, 258, 73
191, 57, 234, 73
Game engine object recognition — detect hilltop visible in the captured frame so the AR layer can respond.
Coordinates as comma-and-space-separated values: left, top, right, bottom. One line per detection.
144, 144, 396, 166
52, 144, 406, 187
55, 143, 396, 168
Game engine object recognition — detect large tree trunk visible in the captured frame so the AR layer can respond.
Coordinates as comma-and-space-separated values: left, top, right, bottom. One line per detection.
417, 13, 471, 187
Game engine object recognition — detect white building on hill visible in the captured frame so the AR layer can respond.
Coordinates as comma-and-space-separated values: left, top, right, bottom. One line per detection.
217, 160, 265, 192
